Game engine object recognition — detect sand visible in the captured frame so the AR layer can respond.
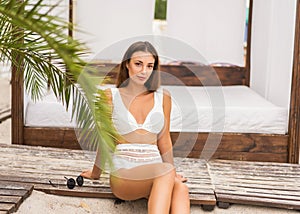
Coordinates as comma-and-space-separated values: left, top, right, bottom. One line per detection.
0, 76, 298, 213
14, 190, 299, 214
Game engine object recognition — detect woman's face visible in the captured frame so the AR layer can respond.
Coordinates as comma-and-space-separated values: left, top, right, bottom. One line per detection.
126, 51, 155, 86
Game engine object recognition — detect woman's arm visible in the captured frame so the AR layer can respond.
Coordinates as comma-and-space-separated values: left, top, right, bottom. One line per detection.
81, 146, 102, 179
81, 165, 102, 179
157, 89, 187, 182
81, 88, 113, 180
157, 89, 174, 165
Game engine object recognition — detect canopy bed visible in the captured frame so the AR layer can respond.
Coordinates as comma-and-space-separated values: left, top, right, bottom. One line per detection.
11, 0, 300, 163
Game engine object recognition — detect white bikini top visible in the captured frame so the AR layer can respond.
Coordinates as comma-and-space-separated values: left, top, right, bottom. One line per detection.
111, 88, 165, 135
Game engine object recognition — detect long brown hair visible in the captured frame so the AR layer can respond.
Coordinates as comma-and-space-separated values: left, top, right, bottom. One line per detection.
116, 41, 160, 91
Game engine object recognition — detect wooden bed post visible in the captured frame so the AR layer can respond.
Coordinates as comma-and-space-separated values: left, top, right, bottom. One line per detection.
69, 0, 73, 38
244, 0, 253, 86
288, 0, 300, 164
11, 0, 24, 145
11, 61, 24, 145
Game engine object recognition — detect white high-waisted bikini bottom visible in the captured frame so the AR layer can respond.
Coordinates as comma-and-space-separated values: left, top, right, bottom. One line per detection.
112, 144, 163, 171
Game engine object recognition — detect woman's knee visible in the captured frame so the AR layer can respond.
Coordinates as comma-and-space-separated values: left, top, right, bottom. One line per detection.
174, 179, 189, 196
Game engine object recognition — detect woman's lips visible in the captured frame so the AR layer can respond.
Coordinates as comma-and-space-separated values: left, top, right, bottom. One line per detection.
137, 76, 146, 81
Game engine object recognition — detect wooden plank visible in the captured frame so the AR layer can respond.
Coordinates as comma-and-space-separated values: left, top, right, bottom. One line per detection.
22, 127, 289, 163
189, 194, 216, 206
0, 189, 29, 197
24, 127, 81, 150
175, 151, 288, 163
88, 62, 246, 86
35, 184, 114, 199
34, 184, 216, 206
0, 203, 14, 214
209, 162, 300, 174
215, 188, 300, 201
161, 64, 245, 86
172, 132, 288, 152
209, 159, 300, 210
171, 132, 288, 162
207, 177, 300, 189
0, 143, 94, 159
210, 159, 300, 167
0, 196, 22, 205
216, 193, 300, 210
0, 181, 35, 192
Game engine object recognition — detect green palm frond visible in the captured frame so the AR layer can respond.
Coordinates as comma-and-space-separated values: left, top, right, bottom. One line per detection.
0, 0, 118, 169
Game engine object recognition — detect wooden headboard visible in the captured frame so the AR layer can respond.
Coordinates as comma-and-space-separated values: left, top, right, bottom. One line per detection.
88, 63, 247, 86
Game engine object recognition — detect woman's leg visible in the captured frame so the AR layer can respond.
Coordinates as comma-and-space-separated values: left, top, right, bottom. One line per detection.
110, 163, 175, 214
148, 168, 175, 214
170, 177, 190, 214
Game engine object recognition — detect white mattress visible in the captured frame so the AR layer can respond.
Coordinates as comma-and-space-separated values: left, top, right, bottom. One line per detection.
165, 85, 288, 134
25, 85, 288, 134
25, 91, 76, 128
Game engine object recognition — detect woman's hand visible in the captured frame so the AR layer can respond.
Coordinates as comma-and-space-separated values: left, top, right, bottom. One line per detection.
81, 164, 102, 180
80, 170, 100, 180
176, 173, 187, 183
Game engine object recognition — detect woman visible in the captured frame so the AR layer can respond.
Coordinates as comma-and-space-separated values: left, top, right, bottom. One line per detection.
81, 41, 190, 214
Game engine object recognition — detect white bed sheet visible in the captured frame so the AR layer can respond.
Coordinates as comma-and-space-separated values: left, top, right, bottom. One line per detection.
24, 85, 288, 134
165, 85, 288, 134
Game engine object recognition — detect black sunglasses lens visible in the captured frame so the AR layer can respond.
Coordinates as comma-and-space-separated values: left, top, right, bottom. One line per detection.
76, 175, 84, 187
67, 178, 76, 189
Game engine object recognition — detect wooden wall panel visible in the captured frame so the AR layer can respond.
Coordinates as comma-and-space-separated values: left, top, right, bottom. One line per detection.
24, 127, 80, 150
23, 127, 288, 163
171, 132, 288, 163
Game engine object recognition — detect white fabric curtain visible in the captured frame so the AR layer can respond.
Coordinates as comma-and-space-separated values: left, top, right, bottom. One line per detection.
250, 0, 297, 108
166, 0, 247, 65
74, 0, 155, 60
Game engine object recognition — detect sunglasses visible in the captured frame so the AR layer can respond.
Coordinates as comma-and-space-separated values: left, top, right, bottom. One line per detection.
64, 176, 84, 189
48, 175, 84, 189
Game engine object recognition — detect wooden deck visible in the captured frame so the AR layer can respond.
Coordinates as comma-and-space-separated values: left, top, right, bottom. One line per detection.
1, 144, 300, 212
0, 181, 33, 214
209, 160, 300, 210
0, 144, 216, 212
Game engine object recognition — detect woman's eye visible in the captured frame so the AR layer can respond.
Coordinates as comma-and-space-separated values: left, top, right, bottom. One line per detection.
135, 62, 142, 66
148, 65, 154, 69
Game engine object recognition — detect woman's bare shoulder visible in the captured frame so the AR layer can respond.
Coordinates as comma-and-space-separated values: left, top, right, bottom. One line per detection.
99, 88, 112, 105
103, 88, 112, 97
161, 88, 171, 102
161, 88, 171, 111
162, 88, 171, 97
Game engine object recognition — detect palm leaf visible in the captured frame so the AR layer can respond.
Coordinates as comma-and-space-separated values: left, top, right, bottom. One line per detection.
0, 0, 118, 170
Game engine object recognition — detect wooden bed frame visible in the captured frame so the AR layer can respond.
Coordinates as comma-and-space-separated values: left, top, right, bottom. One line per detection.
11, 0, 300, 163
